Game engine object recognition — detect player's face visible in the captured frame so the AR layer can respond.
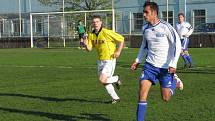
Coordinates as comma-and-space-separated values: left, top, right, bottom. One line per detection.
143, 6, 157, 23
92, 18, 102, 31
178, 15, 185, 23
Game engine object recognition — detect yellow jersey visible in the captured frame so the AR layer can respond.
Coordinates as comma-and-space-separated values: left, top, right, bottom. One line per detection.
88, 28, 124, 60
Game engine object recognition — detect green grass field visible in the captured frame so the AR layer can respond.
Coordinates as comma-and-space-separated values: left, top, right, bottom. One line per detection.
0, 48, 214, 121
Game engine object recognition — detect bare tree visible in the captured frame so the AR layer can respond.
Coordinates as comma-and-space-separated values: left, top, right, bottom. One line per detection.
38, 0, 117, 11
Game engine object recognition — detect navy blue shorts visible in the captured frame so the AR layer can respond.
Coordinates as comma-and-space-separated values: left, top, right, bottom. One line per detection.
79, 33, 85, 39
140, 62, 174, 88
181, 38, 189, 51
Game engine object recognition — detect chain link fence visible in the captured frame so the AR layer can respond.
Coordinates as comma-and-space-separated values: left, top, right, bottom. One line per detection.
0, 0, 215, 48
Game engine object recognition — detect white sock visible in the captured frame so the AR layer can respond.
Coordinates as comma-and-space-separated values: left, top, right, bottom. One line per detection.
106, 75, 119, 84
105, 84, 120, 100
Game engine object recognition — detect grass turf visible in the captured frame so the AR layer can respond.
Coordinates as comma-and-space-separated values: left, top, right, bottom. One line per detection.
0, 48, 214, 121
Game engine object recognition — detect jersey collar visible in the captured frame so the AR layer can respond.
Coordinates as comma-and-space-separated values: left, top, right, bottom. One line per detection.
92, 27, 103, 36
151, 19, 161, 27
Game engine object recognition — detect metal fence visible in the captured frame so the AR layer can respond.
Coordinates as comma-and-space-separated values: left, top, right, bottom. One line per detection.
0, 0, 215, 48
2, 10, 215, 37
30, 10, 114, 48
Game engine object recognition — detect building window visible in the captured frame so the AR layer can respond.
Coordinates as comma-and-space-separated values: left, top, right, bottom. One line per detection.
37, 19, 43, 34
133, 13, 143, 31
34, 17, 44, 35
162, 11, 174, 26
193, 9, 206, 27
13, 19, 21, 36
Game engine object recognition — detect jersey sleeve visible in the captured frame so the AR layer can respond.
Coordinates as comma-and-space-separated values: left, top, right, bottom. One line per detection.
186, 23, 193, 37
106, 30, 124, 42
135, 37, 147, 63
87, 33, 93, 48
165, 24, 181, 68
135, 25, 148, 63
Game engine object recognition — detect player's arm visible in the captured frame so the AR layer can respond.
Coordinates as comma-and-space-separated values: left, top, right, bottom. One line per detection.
113, 40, 124, 58
131, 37, 147, 71
84, 42, 93, 52
131, 62, 140, 70
107, 30, 125, 58
83, 34, 93, 52
185, 23, 194, 37
166, 26, 181, 73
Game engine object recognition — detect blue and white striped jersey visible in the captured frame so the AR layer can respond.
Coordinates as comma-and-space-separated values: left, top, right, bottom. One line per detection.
135, 20, 181, 69
176, 21, 193, 39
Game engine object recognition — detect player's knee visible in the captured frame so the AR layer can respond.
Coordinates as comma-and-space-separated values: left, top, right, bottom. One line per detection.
162, 95, 171, 102
181, 51, 186, 55
99, 75, 108, 84
99, 78, 107, 85
184, 51, 189, 55
161, 88, 172, 102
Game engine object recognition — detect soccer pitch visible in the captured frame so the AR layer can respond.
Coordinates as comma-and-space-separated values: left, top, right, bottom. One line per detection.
0, 48, 214, 121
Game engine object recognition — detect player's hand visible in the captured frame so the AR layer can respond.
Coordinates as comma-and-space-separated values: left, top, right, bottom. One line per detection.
131, 62, 139, 70
83, 38, 88, 47
182, 34, 188, 37
169, 67, 176, 74
83, 34, 88, 46
112, 51, 121, 58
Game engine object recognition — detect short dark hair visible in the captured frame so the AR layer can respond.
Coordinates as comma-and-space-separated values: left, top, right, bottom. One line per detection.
143, 1, 159, 15
178, 13, 185, 17
92, 15, 102, 20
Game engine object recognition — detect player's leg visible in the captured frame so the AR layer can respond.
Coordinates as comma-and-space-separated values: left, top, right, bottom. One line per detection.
99, 59, 119, 84
108, 59, 122, 90
137, 62, 157, 121
181, 38, 189, 68
137, 79, 152, 121
80, 38, 83, 48
185, 51, 193, 68
159, 71, 176, 102
78, 34, 82, 49
160, 72, 184, 101
100, 74, 119, 84
174, 74, 184, 90
80, 34, 85, 49
183, 38, 193, 68
99, 59, 121, 91
181, 51, 189, 68
97, 60, 120, 103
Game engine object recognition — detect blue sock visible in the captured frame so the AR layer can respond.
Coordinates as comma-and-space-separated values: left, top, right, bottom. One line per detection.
186, 55, 193, 65
181, 54, 188, 65
137, 101, 147, 121
170, 75, 176, 96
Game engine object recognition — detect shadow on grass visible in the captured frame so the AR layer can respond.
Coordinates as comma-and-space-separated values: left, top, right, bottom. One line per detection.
118, 63, 215, 75
0, 107, 111, 121
177, 67, 215, 75
0, 93, 110, 104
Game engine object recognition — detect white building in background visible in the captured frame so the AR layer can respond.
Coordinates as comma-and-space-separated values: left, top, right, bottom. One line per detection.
0, 0, 215, 37
0, 0, 58, 37
115, 0, 215, 34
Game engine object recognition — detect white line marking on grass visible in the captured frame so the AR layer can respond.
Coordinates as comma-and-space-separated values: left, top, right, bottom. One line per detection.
0, 65, 214, 70
0, 65, 133, 70
0, 65, 95, 69
189, 66, 215, 69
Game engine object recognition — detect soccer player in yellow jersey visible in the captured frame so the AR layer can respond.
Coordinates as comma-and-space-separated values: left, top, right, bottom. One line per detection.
83, 15, 124, 104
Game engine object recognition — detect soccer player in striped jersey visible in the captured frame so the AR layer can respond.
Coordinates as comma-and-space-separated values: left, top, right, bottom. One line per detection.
176, 13, 194, 68
83, 15, 124, 104
130, 2, 182, 121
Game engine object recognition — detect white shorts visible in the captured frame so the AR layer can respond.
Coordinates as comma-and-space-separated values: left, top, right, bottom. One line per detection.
97, 59, 116, 77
